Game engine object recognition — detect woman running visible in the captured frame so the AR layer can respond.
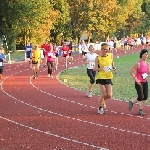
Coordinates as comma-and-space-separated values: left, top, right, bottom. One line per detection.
83, 45, 97, 98
45, 43, 56, 78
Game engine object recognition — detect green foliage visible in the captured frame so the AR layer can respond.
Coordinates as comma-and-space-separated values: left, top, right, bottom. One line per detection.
50, 0, 71, 44
1, 0, 150, 50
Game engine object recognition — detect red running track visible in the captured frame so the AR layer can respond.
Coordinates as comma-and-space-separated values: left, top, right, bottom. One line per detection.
0, 45, 150, 150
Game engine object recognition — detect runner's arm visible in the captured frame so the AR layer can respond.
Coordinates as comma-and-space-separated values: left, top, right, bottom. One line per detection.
148, 62, 150, 76
93, 56, 103, 71
130, 62, 141, 84
111, 53, 116, 73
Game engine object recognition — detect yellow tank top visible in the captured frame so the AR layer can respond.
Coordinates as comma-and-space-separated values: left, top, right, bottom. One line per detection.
96, 53, 113, 79
32, 49, 40, 62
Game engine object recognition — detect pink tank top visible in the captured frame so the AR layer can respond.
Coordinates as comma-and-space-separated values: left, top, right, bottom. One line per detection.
45, 51, 55, 62
135, 60, 148, 82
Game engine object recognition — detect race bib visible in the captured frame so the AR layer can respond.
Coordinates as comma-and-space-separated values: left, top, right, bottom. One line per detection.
48, 53, 52, 56
142, 73, 148, 79
103, 66, 112, 72
64, 51, 67, 54
0, 62, 2, 66
89, 62, 95, 67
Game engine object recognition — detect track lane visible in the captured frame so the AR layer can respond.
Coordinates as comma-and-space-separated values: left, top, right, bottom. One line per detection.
1, 46, 150, 150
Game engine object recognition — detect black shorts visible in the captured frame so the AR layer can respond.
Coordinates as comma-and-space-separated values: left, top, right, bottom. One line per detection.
32, 60, 39, 64
26, 55, 31, 58
69, 52, 72, 56
135, 81, 148, 101
0, 66, 4, 74
55, 53, 58, 57
130, 44, 134, 47
82, 51, 87, 56
96, 79, 113, 85
141, 41, 144, 45
124, 43, 127, 46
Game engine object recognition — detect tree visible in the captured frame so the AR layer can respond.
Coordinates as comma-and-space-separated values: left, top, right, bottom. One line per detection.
49, 0, 70, 44
0, 0, 53, 51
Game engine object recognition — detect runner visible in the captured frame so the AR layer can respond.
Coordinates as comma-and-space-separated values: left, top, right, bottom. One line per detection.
25, 42, 32, 68
83, 45, 97, 98
45, 43, 56, 78
41, 41, 50, 67
129, 49, 150, 116
61, 42, 70, 68
130, 37, 135, 54
94, 43, 116, 114
53, 42, 59, 70
30, 44, 41, 79
80, 40, 89, 58
113, 37, 118, 53
0, 48, 6, 84
107, 38, 114, 53
68, 40, 73, 64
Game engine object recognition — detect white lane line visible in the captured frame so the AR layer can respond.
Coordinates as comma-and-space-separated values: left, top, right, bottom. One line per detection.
1, 77, 150, 138
1, 66, 150, 120
0, 116, 109, 150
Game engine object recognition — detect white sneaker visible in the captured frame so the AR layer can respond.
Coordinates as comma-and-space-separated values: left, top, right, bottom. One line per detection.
50, 75, 53, 78
48, 74, 50, 77
87, 91, 92, 98
98, 108, 104, 114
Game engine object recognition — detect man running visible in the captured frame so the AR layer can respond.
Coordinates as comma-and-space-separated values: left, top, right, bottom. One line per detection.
0, 48, 6, 84
30, 44, 41, 79
25, 42, 32, 68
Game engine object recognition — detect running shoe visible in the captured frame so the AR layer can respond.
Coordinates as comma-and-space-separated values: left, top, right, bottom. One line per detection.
129, 101, 133, 111
87, 91, 92, 98
48, 74, 50, 77
98, 107, 104, 114
33, 76, 36, 79
137, 109, 146, 116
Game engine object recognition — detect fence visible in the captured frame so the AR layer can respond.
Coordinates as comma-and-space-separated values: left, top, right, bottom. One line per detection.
6, 45, 80, 64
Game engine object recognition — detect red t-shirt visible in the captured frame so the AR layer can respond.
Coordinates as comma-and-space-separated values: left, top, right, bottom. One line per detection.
41, 44, 50, 54
62, 46, 69, 57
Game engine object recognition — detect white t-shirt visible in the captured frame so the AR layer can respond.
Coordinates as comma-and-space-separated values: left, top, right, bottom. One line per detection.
107, 41, 114, 49
81, 44, 89, 52
85, 53, 98, 69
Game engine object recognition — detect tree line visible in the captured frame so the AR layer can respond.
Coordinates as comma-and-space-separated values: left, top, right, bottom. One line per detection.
0, 0, 150, 51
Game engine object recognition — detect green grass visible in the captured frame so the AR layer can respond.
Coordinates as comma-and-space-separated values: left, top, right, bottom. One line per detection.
6, 51, 25, 61
58, 53, 150, 104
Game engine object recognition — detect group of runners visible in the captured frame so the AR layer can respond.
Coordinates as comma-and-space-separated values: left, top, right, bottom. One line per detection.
83, 41, 150, 116
0, 38, 150, 116
24, 41, 73, 79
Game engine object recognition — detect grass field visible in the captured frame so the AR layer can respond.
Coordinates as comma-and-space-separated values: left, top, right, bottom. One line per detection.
8, 51, 150, 104
58, 53, 150, 104
6, 51, 25, 62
